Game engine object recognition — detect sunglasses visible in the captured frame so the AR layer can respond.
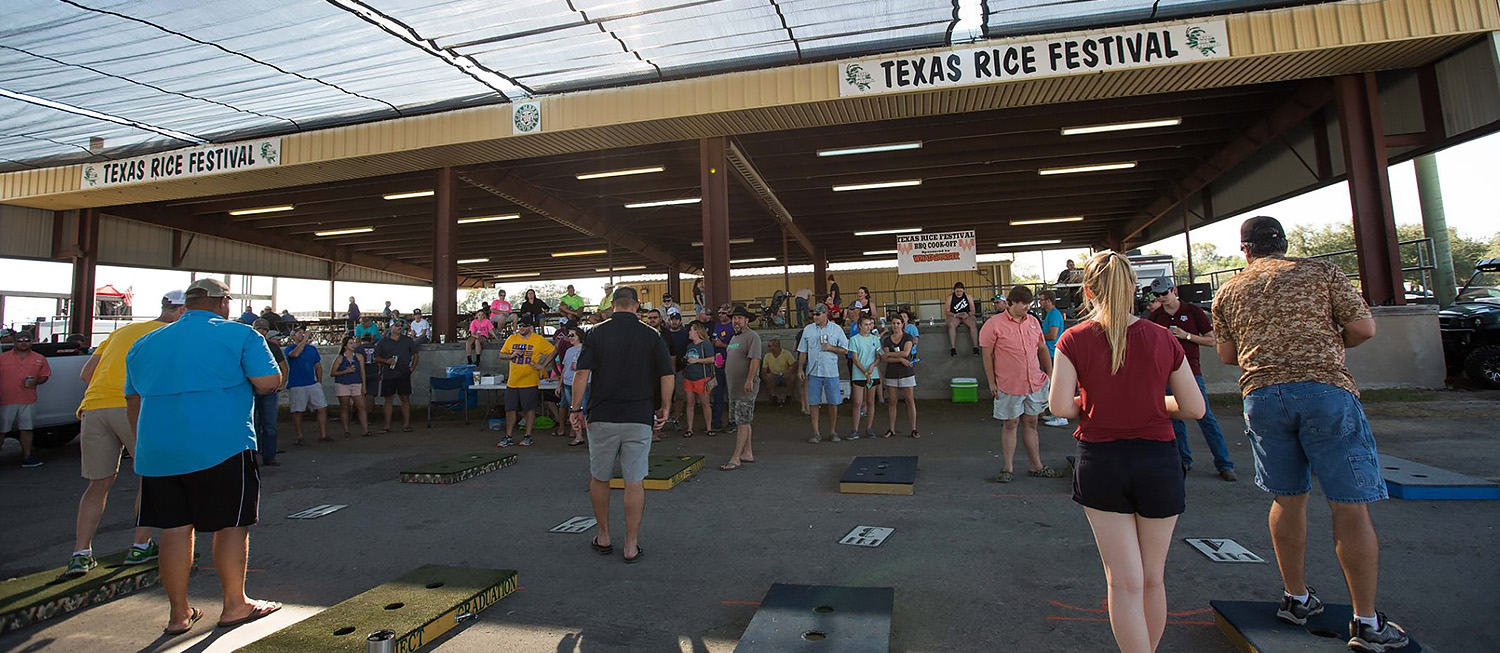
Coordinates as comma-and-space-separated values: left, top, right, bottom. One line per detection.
1152, 291, 1170, 297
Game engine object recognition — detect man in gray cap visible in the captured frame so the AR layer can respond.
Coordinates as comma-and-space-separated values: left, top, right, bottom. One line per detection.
1147, 276, 1235, 481
569, 286, 674, 564
62, 290, 186, 579
125, 278, 285, 635
1213, 216, 1406, 650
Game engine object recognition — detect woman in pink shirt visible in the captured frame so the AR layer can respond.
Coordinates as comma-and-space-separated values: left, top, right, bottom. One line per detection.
466, 309, 495, 365
1048, 251, 1204, 653
490, 290, 515, 332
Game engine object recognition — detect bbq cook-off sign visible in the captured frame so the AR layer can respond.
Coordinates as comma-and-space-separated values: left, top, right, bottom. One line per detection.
79, 138, 282, 189
897, 231, 977, 275
838, 21, 1229, 97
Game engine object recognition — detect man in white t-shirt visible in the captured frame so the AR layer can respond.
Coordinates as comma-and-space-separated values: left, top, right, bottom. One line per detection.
409, 309, 432, 344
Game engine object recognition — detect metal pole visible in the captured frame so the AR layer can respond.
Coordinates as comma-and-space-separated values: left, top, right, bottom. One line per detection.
782, 229, 790, 297
1415, 154, 1458, 306
1183, 206, 1195, 283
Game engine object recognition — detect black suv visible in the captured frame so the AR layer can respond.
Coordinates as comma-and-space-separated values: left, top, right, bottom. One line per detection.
1440, 257, 1500, 387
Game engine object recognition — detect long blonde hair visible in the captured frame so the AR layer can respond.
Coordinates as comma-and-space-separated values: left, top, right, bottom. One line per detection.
1081, 251, 1139, 374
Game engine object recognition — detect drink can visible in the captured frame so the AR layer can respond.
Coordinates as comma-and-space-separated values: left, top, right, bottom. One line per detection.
820, 334, 828, 345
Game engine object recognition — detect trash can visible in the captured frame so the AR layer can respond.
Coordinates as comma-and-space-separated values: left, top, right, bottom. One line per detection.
950, 377, 979, 403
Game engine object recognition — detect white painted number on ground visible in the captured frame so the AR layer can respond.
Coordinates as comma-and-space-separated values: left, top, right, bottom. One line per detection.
550, 516, 598, 533
840, 526, 894, 548
1185, 538, 1265, 563
287, 504, 348, 519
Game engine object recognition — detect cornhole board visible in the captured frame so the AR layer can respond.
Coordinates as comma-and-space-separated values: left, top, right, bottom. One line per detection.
1212, 600, 1424, 652
241, 565, 517, 653
400, 453, 517, 484
734, 583, 893, 653
0, 551, 161, 634
1379, 454, 1498, 500
610, 455, 704, 490
839, 456, 917, 495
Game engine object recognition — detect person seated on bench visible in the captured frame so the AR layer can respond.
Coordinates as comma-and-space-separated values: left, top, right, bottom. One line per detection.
466, 308, 495, 365
944, 282, 979, 357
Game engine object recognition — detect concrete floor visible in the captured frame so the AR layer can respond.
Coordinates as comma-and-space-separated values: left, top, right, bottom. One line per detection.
1, 393, 1497, 653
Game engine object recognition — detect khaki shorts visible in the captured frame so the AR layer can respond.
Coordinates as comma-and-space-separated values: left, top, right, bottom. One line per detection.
993, 382, 1050, 421
80, 407, 136, 480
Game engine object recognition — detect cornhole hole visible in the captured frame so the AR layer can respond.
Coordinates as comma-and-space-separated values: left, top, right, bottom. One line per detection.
401, 453, 517, 484
0, 551, 162, 634
1212, 600, 1424, 652
609, 455, 704, 490
839, 456, 917, 495
241, 565, 517, 653
734, 583, 893, 653
1379, 454, 1498, 500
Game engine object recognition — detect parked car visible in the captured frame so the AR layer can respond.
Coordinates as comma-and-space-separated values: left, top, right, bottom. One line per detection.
1, 341, 89, 448
1439, 257, 1500, 388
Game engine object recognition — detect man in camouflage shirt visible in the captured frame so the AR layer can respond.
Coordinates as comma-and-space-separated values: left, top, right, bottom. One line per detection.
1213, 216, 1407, 651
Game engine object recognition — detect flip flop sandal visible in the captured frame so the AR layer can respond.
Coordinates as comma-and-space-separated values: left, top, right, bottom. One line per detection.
568, 439, 585, 446
623, 546, 645, 564
317, 436, 335, 443
342, 431, 351, 439
682, 430, 694, 438
590, 537, 613, 555
910, 430, 921, 439
740, 458, 756, 463
163, 606, 204, 637
217, 601, 282, 628
402, 426, 413, 432
882, 430, 894, 439
377, 429, 391, 435
718, 462, 741, 471
362, 431, 374, 437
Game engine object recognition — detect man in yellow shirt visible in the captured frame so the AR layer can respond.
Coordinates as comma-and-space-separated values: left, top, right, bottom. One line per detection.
62, 290, 186, 579
497, 314, 556, 448
759, 337, 801, 410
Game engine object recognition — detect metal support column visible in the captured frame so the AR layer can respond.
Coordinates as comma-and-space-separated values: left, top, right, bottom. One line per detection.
813, 253, 828, 300
328, 262, 337, 321
667, 267, 681, 305
700, 137, 732, 309
433, 167, 460, 342
782, 229, 790, 296
1182, 206, 1195, 283
1335, 73, 1404, 306
1416, 155, 1458, 306
68, 209, 99, 338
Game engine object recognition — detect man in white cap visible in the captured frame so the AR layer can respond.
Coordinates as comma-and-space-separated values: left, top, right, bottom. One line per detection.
61, 290, 187, 579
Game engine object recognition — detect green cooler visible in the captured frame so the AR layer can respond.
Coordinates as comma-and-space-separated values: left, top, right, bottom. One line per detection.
950, 377, 979, 403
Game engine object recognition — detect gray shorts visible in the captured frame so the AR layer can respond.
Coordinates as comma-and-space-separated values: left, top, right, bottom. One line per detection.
993, 382, 1050, 421
588, 422, 653, 483
505, 386, 540, 412
0, 404, 35, 432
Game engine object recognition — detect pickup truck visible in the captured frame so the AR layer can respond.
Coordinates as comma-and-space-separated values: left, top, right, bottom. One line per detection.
1, 341, 89, 448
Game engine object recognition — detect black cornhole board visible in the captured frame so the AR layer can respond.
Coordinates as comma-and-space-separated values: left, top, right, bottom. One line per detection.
1212, 600, 1423, 652
733, 584, 893, 653
839, 456, 917, 495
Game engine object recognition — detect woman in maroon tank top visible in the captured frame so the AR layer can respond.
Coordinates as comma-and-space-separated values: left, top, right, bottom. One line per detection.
1048, 252, 1205, 653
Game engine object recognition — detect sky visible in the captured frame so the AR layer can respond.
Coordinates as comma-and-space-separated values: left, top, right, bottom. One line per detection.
3, 133, 1497, 328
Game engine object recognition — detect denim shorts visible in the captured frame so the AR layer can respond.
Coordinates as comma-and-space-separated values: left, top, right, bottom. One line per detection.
1244, 382, 1387, 504
806, 375, 842, 406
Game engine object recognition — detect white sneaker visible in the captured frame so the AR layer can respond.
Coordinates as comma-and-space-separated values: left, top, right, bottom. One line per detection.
1043, 416, 1069, 427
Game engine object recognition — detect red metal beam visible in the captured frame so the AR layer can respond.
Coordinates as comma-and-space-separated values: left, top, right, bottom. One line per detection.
701, 137, 732, 309
433, 168, 460, 343
1337, 73, 1403, 306
67, 209, 99, 338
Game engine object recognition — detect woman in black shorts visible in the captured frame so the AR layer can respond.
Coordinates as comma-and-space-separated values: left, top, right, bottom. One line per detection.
1048, 251, 1204, 653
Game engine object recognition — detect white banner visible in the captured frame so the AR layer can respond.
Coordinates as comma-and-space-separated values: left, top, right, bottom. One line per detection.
839, 21, 1228, 97
897, 231, 977, 275
80, 138, 282, 189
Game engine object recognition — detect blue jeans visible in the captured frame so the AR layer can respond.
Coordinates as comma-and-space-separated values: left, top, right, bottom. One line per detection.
254, 392, 279, 463
1244, 381, 1387, 503
711, 365, 727, 429
795, 297, 810, 327
1171, 375, 1234, 472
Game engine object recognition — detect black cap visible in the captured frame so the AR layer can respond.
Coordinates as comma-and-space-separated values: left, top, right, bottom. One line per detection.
518, 314, 539, 327
611, 286, 639, 303
1241, 216, 1285, 242
730, 305, 755, 319
14, 332, 33, 342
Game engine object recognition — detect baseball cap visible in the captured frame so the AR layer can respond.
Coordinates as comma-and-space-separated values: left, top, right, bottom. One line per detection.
992, 293, 1005, 302
252, 318, 271, 329
1149, 277, 1175, 294
810, 303, 828, 315
518, 314, 539, 327
612, 286, 639, 303
667, 308, 682, 318
162, 290, 186, 306
1240, 216, 1285, 242
184, 278, 231, 299
14, 332, 33, 342
662, 293, 674, 301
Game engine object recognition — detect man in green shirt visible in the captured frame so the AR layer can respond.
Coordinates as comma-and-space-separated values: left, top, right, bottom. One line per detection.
559, 284, 585, 325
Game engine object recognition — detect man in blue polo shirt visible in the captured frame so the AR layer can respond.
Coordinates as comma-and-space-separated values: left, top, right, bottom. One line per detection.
125, 278, 285, 636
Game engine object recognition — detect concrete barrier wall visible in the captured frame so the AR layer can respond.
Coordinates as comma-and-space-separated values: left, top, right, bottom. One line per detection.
292, 305, 1444, 406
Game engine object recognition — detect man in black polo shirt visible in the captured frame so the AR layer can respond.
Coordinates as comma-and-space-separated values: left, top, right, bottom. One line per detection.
569, 287, 674, 564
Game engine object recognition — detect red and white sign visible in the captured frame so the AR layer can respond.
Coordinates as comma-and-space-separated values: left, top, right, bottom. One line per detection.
897, 230, 976, 275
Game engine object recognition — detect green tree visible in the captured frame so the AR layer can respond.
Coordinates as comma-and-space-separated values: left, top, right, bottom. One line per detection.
1178, 242, 1246, 284
1286, 221, 1494, 290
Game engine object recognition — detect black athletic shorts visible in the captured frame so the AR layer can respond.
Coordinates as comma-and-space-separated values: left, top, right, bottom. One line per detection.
139, 450, 259, 532
364, 366, 382, 397
505, 386, 540, 412
379, 373, 413, 398
1072, 438, 1185, 519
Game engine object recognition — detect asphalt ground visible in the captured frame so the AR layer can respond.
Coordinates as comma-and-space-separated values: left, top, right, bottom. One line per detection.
1, 391, 1497, 653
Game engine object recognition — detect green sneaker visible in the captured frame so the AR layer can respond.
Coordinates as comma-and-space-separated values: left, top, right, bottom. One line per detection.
123, 542, 159, 566
61, 553, 97, 579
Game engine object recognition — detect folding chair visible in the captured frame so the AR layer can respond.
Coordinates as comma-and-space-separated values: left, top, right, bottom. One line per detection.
427, 376, 470, 428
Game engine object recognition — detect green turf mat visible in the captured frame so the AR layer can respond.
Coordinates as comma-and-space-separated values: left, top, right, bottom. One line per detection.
400, 453, 517, 484
0, 551, 159, 634
241, 565, 517, 653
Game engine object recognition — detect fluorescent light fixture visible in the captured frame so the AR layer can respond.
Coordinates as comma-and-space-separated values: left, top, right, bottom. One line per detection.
1009, 216, 1084, 226
550, 249, 608, 258
315, 226, 374, 237
817, 141, 923, 157
863, 250, 898, 256
1061, 117, 1182, 136
227, 205, 294, 216
832, 179, 922, 192
596, 266, 647, 273
456, 258, 490, 264
383, 190, 434, 200
691, 238, 755, 247
494, 272, 541, 279
854, 227, 922, 236
996, 239, 1063, 248
576, 166, 665, 180
1038, 162, 1137, 176
457, 213, 520, 224
624, 197, 701, 209
729, 257, 777, 265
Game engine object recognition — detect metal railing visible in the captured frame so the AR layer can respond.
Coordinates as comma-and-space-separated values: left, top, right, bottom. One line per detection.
1204, 238, 1438, 303
745, 284, 1007, 329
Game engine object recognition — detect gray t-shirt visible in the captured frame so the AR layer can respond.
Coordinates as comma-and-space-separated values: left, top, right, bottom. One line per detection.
725, 328, 764, 400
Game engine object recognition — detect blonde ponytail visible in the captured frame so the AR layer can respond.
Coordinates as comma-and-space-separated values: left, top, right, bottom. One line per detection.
1081, 251, 1139, 374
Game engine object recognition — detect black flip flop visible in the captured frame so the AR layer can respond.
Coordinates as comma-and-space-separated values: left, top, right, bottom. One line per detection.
590, 537, 613, 555
163, 606, 204, 637
217, 601, 282, 628
624, 546, 644, 564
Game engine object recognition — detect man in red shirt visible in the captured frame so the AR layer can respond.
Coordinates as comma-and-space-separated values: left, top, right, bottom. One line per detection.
0, 332, 51, 468
980, 285, 1064, 483
1147, 277, 1236, 481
